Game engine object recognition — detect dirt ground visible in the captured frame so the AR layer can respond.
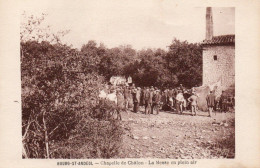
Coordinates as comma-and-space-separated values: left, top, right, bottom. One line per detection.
118, 107, 235, 159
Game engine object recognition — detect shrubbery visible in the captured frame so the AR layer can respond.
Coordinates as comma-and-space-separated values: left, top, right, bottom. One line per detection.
21, 40, 123, 158
50, 119, 123, 159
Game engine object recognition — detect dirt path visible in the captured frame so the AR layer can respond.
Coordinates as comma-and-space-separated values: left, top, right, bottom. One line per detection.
118, 107, 235, 159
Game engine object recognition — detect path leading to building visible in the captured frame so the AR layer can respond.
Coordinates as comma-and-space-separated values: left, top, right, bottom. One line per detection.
118, 108, 235, 159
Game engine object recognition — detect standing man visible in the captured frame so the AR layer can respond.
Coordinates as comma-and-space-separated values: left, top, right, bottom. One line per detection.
183, 90, 191, 111
206, 91, 216, 117
168, 88, 174, 108
144, 87, 151, 115
161, 90, 167, 111
152, 90, 161, 115
136, 87, 141, 113
148, 87, 154, 114
132, 88, 138, 113
219, 91, 228, 113
123, 86, 130, 110
116, 89, 124, 120
140, 87, 145, 107
164, 89, 169, 106
188, 92, 198, 116
172, 88, 177, 109
176, 90, 185, 114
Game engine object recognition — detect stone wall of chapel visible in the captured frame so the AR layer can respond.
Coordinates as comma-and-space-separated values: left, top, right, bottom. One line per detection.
202, 45, 235, 90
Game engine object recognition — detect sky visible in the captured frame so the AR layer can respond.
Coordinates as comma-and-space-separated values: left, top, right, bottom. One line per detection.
21, 0, 235, 50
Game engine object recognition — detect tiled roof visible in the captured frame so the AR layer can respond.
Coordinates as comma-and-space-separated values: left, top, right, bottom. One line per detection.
202, 35, 235, 46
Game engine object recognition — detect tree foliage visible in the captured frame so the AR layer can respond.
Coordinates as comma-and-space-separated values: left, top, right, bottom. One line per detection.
166, 39, 202, 87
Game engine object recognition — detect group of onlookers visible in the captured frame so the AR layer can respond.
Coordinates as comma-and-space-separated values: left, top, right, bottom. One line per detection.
102, 83, 235, 120
206, 90, 235, 117
115, 85, 163, 115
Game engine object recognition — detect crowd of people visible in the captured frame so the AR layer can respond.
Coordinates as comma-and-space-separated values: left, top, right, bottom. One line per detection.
100, 83, 235, 120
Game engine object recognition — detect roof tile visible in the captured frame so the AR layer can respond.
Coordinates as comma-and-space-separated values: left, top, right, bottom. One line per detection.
202, 35, 235, 45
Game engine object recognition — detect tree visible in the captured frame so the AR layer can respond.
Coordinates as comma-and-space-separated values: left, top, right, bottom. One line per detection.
166, 39, 202, 88
99, 45, 136, 79
81, 40, 101, 73
20, 12, 70, 44
127, 48, 174, 88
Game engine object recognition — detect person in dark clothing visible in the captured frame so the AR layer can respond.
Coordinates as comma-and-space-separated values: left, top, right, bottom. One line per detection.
183, 90, 191, 111
206, 91, 216, 117
172, 88, 177, 108
152, 90, 161, 115
219, 91, 228, 112
161, 90, 168, 111
226, 96, 233, 112
144, 88, 151, 115
132, 88, 139, 113
140, 87, 145, 106
148, 88, 154, 114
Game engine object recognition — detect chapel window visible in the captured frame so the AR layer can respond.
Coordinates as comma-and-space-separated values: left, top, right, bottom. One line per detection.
213, 55, 217, 61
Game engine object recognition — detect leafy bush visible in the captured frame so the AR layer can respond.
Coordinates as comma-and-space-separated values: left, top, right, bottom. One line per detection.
90, 99, 119, 120
21, 40, 123, 158
51, 119, 124, 159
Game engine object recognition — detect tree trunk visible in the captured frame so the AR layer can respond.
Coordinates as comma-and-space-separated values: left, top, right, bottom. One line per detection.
42, 112, 50, 158
22, 143, 28, 158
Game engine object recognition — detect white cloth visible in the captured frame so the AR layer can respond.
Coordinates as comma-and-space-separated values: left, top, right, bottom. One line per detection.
127, 76, 132, 83
98, 90, 107, 99
176, 93, 184, 102
110, 76, 127, 86
208, 79, 222, 99
106, 92, 117, 104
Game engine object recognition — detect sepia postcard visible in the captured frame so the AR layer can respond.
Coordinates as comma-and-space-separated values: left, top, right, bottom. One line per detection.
0, 0, 259, 167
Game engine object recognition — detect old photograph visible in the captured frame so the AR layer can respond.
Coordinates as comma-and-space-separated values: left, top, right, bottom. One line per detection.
21, 2, 235, 159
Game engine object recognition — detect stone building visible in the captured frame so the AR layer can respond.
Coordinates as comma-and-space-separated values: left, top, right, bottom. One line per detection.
202, 7, 235, 90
